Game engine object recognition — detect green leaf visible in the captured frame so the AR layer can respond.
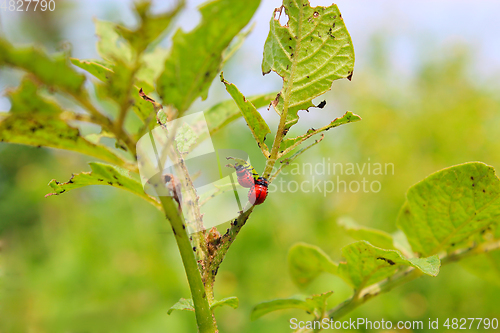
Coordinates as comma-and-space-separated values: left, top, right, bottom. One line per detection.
262, 0, 355, 129
115, 0, 184, 55
156, 0, 261, 113
136, 47, 170, 89
94, 19, 133, 64
280, 111, 361, 154
168, 296, 239, 314
167, 298, 195, 315
0, 79, 128, 167
338, 241, 440, 289
397, 162, 500, 256
338, 216, 396, 250
460, 250, 500, 286
288, 242, 338, 288
205, 93, 276, 137
210, 296, 239, 311
251, 291, 333, 321
46, 162, 160, 211
221, 74, 271, 154
71, 58, 155, 122
0, 38, 86, 97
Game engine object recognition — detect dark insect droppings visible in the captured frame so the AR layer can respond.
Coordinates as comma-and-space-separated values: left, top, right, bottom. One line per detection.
317, 100, 327, 108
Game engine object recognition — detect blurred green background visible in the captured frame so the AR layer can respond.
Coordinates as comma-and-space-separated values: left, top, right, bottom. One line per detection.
1, 1, 500, 332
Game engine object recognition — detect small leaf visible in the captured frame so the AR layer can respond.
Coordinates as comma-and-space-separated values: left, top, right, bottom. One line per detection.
46, 162, 161, 211
167, 298, 195, 315
0, 79, 128, 167
338, 216, 396, 250
251, 291, 333, 321
262, 0, 355, 129
288, 242, 338, 288
71, 58, 155, 122
210, 296, 239, 311
280, 111, 361, 154
397, 162, 500, 256
0, 38, 86, 97
338, 241, 440, 289
205, 93, 276, 137
156, 0, 261, 113
94, 19, 133, 64
115, 1, 184, 55
221, 74, 271, 155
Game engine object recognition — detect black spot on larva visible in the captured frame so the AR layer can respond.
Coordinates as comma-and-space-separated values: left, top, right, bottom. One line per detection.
472, 184, 475, 187
60, 189, 66, 194
182, 224, 186, 230
68, 179, 74, 184
289, 37, 292, 40
108, 181, 113, 185
98, 179, 104, 182
317, 100, 326, 108
113, 175, 118, 180
471, 176, 474, 180
117, 183, 123, 186
306, 75, 310, 78
483, 189, 486, 193
290, 53, 294, 57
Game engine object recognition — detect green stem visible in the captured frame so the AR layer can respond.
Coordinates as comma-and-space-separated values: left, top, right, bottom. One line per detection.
158, 195, 217, 333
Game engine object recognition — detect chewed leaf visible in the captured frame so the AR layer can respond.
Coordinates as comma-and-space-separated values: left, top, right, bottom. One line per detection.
262, 0, 355, 129
210, 296, 239, 311
156, 0, 260, 113
167, 298, 195, 315
338, 241, 440, 289
288, 242, 338, 288
251, 291, 333, 321
397, 162, 500, 256
221, 74, 271, 155
0, 38, 86, 97
338, 216, 396, 250
0, 79, 127, 167
46, 162, 161, 211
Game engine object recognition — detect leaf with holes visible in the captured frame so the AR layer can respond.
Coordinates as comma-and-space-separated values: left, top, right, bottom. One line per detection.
46, 162, 161, 210
262, 0, 354, 130
156, 0, 261, 113
397, 162, 500, 257
338, 241, 440, 289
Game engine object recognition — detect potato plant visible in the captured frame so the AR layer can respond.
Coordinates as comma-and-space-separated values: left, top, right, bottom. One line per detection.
0, 1, 499, 332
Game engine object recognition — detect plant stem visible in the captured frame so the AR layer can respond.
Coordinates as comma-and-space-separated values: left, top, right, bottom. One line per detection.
158, 195, 217, 333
